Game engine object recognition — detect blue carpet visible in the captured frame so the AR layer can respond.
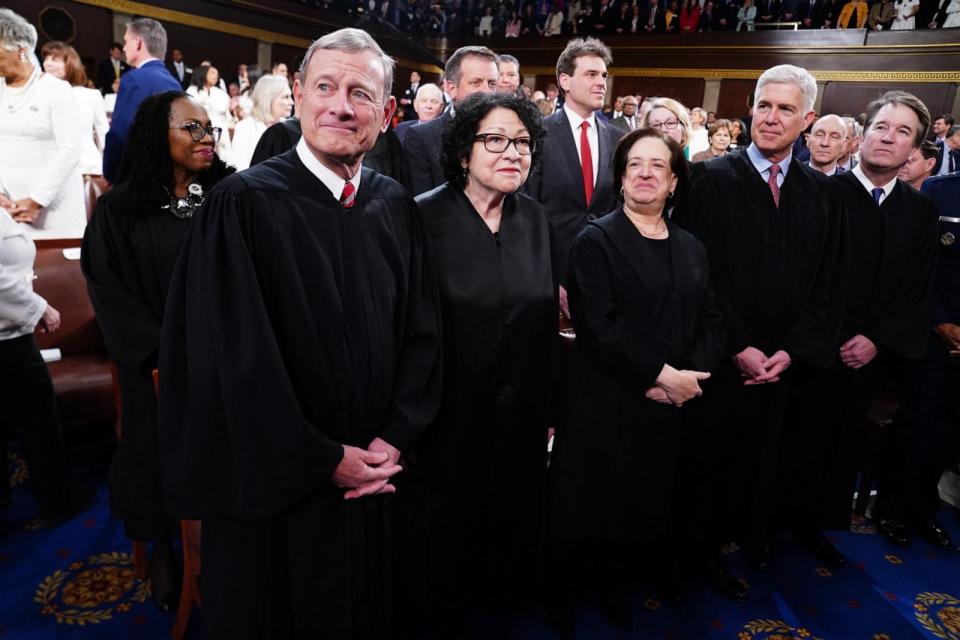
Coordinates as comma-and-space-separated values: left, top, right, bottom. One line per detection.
3, 447, 960, 639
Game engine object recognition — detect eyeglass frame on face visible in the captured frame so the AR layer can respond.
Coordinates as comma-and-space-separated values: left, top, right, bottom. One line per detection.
170, 121, 223, 143
473, 133, 534, 155
647, 118, 682, 131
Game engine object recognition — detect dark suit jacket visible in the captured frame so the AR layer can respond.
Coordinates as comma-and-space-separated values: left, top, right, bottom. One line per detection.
165, 61, 193, 90
402, 110, 451, 197
96, 58, 130, 94
525, 108, 620, 282
797, 0, 825, 25
642, 5, 668, 30
757, 0, 782, 19
103, 60, 181, 181
610, 115, 637, 132
393, 119, 421, 145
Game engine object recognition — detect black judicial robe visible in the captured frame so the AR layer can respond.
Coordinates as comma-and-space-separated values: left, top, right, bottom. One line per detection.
158, 151, 442, 637
81, 182, 193, 537
549, 212, 725, 544
405, 185, 557, 623
674, 150, 847, 538
801, 174, 938, 529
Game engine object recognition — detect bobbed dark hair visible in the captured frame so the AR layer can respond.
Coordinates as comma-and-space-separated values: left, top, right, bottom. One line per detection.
116, 91, 234, 213
439, 92, 546, 190
612, 127, 689, 207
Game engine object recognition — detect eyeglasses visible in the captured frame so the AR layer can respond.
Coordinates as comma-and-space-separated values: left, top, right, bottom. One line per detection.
648, 119, 681, 131
171, 122, 223, 143
474, 133, 534, 155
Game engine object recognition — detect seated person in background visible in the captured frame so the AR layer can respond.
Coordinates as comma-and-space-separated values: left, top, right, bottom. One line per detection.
838, 0, 869, 27
756, 0, 782, 23
82, 90, 234, 613
897, 140, 938, 190
691, 118, 732, 162
231, 74, 293, 171
738, 0, 759, 29
806, 114, 849, 176
868, 0, 897, 28
394, 83, 444, 145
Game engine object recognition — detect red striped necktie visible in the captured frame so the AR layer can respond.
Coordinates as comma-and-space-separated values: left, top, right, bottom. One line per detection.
340, 181, 356, 209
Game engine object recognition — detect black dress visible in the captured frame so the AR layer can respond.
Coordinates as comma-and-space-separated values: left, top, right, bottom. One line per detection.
158, 151, 442, 639
549, 210, 725, 546
81, 182, 194, 541
405, 185, 557, 632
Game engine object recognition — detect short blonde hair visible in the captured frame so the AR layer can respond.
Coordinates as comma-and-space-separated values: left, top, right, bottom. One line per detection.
642, 97, 692, 147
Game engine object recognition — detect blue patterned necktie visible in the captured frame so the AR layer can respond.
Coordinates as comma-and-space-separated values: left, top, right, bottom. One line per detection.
872, 187, 884, 205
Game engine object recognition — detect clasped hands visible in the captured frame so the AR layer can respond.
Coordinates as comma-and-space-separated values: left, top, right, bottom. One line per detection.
0, 193, 43, 223
734, 346, 792, 385
935, 323, 960, 358
331, 437, 403, 501
644, 363, 710, 407
839, 334, 878, 369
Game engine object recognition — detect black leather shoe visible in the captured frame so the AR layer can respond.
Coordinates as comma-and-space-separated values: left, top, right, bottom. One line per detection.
704, 558, 747, 603
149, 542, 181, 615
796, 530, 846, 568
915, 519, 953, 550
876, 517, 910, 549
741, 539, 773, 572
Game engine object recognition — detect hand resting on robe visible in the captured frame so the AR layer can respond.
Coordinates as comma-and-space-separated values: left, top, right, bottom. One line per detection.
934, 323, 960, 357
333, 438, 403, 500
736, 347, 791, 384
839, 334, 877, 369
646, 364, 710, 407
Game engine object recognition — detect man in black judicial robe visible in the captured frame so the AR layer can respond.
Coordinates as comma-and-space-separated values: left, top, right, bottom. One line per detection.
783, 92, 938, 565
874, 172, 960, 549
401, 45, 499, 196
158, 29, 442, 639
674, 65, 847, 571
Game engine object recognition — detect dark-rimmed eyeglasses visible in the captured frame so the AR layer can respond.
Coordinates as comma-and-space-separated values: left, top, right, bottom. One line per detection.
648, 119, 681, 131
474, 133, 534, 155
171, 122, 223, 143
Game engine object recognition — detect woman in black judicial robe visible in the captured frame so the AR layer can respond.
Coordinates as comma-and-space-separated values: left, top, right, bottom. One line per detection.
81, 92, 233, 611
405, 93, 556, 636
547, 129, 725, 631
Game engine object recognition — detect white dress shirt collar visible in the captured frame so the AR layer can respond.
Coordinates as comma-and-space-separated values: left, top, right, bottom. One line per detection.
851, 164, 896, 205
296, 138, 362, 202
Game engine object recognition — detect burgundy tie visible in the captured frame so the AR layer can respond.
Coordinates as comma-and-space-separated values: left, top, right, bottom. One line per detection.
767, 164, 780, 208
580, 121, 594, 206
340, 181, 356, 209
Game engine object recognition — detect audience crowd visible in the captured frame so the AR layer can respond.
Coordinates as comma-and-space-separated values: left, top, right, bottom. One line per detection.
2, 5, 960, 639
294, 0, 960, 35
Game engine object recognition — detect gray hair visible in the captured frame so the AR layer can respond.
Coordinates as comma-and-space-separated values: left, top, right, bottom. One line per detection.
415, 82, 443, 102
126, 18, 168, 59
299, 28, 395, 104
0, 9, 37, 52
497, 53, 520, 70
754, 64, 817, 114
947, 124, 960, 138
250, 74, 291, 123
